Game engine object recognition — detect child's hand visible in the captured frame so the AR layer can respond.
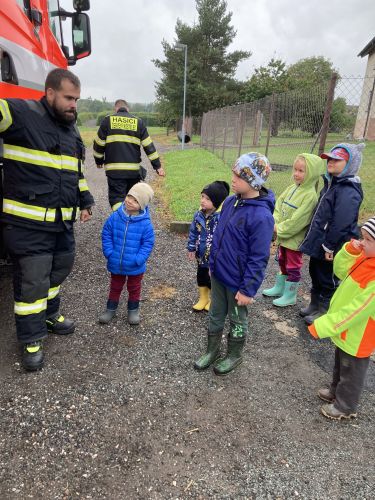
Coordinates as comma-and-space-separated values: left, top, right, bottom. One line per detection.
324, 251, 334, 261
351, 239, 363, 251
235, 291, 254, 306
188, 251, 196, 261
274, 224, 277, 234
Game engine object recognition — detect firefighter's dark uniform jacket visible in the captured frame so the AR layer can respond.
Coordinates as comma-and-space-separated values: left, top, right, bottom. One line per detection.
0, 96, 94, 231
0, 96, 95, 344
93, 108, 161, 179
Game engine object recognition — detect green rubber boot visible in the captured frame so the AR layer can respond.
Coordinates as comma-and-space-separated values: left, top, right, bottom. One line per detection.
262, 274, 287, 297
194, 332, 222, 370
213, 336, 245, 375
273, 281, 300, 307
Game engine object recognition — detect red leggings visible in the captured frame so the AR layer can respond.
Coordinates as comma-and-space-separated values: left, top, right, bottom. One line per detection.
278, 246, 303, 282
108, 273, 144, 302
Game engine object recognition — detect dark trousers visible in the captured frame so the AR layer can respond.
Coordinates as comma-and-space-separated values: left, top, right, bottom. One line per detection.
108, 273, 144, 306
107, 176, 140, 209
3, 224, 75, 343
330, 347, 370, 413
208, 275, 248, 338
197, 265, 211, 288
309, 256, 340, 306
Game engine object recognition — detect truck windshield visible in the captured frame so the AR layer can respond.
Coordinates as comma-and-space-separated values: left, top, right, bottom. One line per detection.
47, 0, 63, 45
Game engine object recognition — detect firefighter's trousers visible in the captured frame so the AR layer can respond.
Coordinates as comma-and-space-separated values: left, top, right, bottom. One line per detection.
3, 224, 75, 344
107, 175, 140, 210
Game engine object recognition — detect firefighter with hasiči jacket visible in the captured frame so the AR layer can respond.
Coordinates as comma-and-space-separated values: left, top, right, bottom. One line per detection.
0, 69, 94, 371
93, 99, 165, 210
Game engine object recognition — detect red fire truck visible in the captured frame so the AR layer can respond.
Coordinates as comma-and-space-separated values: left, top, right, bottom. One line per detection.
0, 0, 91, 99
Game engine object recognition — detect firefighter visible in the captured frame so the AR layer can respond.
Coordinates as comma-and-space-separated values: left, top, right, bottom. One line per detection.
0, 68, 94, 371
93, 99, 165, 210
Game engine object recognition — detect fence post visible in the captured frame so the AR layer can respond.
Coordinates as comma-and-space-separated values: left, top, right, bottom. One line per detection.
265, 94, 275, 157
200, 113, 205, 147
212, 110, 217, 153
237, 105, 246, 157
253, 110, 262, 146
318, 72, 338, 155
222, 109, 228, 161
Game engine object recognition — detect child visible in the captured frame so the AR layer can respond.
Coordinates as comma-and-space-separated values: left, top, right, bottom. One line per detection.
262, 154, 324, 306
194, 152, 274, 375
299, 143, 364, 325
99, 182, 155, 325
187, 181, 230, 311
308, 217, 375, 420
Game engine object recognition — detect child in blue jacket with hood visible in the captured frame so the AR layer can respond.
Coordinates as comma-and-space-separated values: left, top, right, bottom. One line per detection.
299, 143, 364, 325
99, 182, 155, 326
187, 180, 230, 312
194, 152, 275, 375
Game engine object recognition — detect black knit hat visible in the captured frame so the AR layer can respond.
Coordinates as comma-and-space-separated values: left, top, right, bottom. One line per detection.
201, 181, 230, 209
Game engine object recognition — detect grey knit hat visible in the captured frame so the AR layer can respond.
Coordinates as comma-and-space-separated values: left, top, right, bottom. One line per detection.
362, 217, 375, 240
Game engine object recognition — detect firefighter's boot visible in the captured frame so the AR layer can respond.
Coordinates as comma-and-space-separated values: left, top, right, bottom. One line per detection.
213, 336, 246, 375
192, 287, 210, 311
46, 313, 75, 335
22, 340, 44, 371
99, 300, 118, 324
262, 274, 287, 297
194, 332, 222, 370
273, 281, 300, 307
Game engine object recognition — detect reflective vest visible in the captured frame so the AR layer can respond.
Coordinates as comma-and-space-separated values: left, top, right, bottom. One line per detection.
0, 97, 94, 231
93, 108, 161, 179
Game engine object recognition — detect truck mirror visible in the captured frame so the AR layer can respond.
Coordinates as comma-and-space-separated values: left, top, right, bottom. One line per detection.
71, 12, 91, 60
73, 0, 90, 12
30, 8, 43, 26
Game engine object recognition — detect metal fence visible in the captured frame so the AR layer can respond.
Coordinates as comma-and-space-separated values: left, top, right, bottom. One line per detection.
200, 75, 375, 217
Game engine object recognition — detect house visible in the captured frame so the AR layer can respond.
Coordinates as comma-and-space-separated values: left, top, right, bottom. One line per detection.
353, 36, 375, 140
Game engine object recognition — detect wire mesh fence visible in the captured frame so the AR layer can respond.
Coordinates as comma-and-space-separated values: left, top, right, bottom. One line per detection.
201, 74, 375, 218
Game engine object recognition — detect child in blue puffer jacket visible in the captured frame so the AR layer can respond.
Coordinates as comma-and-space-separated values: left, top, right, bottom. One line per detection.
99, 182, 155, 326
187, 180, 229, 312
194, 152, 275, 375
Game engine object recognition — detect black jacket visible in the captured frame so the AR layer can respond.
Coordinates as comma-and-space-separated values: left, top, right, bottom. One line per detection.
93, 108, 161, 179
0, 97, 94, 231
299, 175, 363, 259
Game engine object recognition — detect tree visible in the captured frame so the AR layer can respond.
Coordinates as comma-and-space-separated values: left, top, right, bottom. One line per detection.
286, 56, 337, 89
242, 58, 289, 102
153, 0, 250, 122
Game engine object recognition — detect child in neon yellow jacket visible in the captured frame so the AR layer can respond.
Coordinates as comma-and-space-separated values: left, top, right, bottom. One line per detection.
308, 216, 375, 420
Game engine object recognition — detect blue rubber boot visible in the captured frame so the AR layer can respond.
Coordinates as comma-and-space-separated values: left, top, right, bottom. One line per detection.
262, 274, 287, 297
273, 281, 299, 307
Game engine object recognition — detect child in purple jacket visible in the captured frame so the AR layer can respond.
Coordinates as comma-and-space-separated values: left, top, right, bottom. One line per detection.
194, 152, 275, 375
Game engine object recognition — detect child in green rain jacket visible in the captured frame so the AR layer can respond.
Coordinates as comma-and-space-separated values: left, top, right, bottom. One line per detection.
263, 153, 324, 307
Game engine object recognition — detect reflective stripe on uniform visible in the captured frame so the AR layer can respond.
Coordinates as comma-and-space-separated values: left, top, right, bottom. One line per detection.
0, 99, 13, 133
112, 202, 122, 211
93, 150, 104, 159
47, 286, 60, 300
3, 199, 56, 222
3, 144, 79, 172
147, 151, 159, 161
79, 178, 89, 192
104, 163, 140, 171
141, 136, 152, 147
94, 135, 106, 147
14, 298, 47, 316
61, 207, 75, 220
105, 134, 141, 146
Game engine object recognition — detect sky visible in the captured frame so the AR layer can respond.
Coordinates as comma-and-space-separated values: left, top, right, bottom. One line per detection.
61, 0, 375, 103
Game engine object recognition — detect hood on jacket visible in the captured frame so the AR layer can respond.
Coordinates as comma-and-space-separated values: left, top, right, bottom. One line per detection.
298, 153, 325, 187
234, 186, 275, 213
118, 204, 151, 222
324, 142, 365, 180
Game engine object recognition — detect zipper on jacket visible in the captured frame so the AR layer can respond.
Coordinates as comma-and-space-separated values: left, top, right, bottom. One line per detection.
119, 218, 130, 273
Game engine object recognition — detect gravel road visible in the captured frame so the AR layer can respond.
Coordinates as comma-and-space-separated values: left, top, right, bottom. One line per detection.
0, 146, 374, 499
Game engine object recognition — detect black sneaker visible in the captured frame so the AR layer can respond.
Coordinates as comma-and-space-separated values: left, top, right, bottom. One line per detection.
22, 341, 44, 371
46, 314, 75, 335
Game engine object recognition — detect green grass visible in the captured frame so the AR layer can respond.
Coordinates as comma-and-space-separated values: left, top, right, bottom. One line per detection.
163, 146, 374, 222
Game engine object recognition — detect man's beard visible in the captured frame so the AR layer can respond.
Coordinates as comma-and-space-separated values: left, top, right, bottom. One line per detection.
52, 101, 77, 124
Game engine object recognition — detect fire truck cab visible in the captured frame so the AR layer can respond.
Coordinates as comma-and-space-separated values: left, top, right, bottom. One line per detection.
0, 0, 91, 99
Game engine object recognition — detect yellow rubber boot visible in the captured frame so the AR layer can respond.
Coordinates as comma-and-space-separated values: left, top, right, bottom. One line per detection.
204, 289, 211, 311
193, 287, 210, 311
